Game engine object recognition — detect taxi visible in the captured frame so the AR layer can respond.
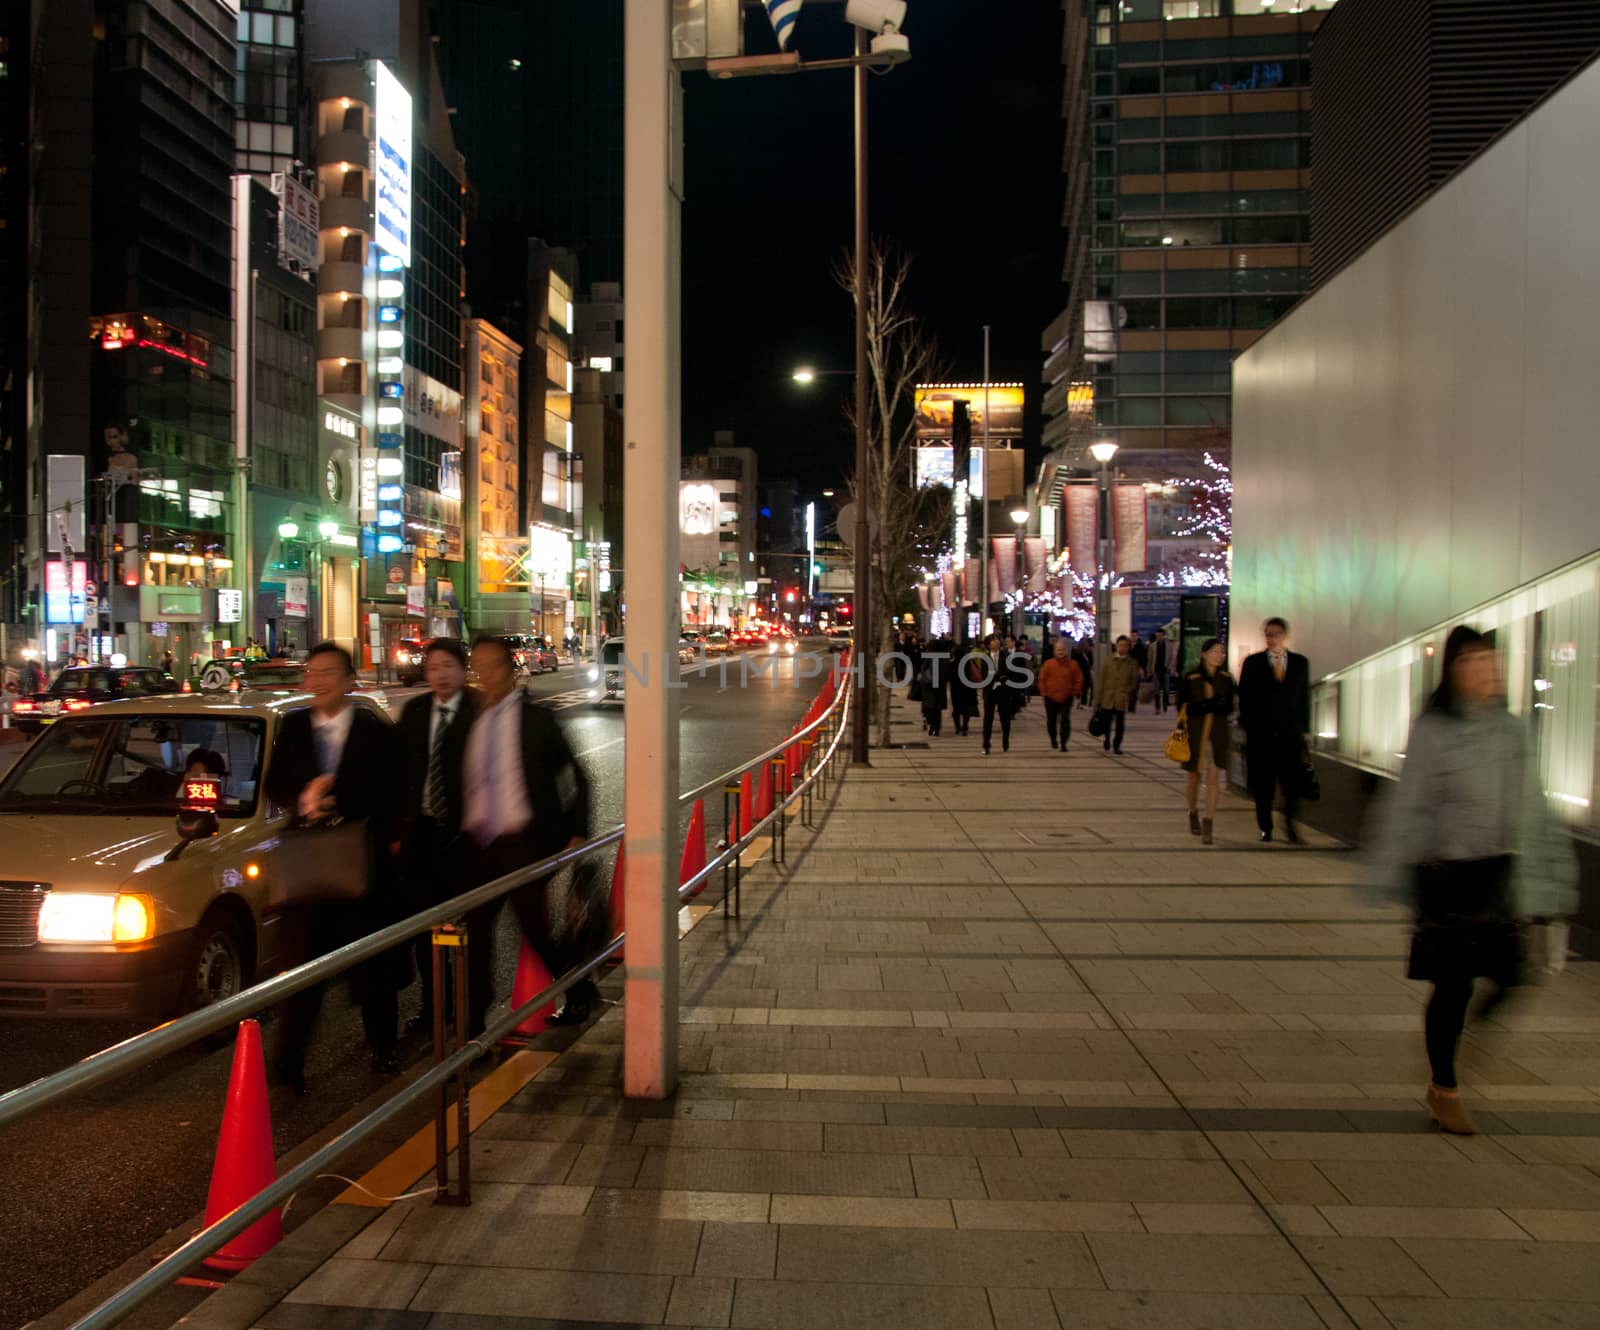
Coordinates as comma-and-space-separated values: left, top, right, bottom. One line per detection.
0, 692, 385, 1020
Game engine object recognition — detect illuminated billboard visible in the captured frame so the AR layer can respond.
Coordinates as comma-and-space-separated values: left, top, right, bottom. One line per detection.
373, 62, 412, 267
914, 384, 1024, 443
680, 482, 716, 535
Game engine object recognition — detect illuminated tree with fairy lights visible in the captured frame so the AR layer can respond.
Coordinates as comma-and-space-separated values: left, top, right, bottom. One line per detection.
1156, 451, 1231, 589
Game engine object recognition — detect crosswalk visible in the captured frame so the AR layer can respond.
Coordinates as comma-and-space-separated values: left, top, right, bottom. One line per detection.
539, 688, 595, 711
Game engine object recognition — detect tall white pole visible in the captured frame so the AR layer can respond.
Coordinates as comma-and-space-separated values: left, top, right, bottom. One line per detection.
979, 326, 990, 639
850, 26, 872, 765
622, 0, 680, 1099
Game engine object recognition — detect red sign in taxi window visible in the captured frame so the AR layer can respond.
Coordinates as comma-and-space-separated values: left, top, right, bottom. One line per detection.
183, 778, 222, 806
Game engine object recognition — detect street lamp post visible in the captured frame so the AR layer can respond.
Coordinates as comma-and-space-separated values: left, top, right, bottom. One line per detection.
1088, 440, 1119, 668
851, 21, 872, 766
1007, 496, 1029, 639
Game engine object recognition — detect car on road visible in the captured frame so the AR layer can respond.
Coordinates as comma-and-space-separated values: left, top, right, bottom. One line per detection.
703, 631, 732, 655
767, 634, 798, 657
586, 637, 627, 702
394, 637, 427, 685
198, 657, 305, 693
11, 666, 179, 736
512, 635, 560, 675
0, 693, 387, 1021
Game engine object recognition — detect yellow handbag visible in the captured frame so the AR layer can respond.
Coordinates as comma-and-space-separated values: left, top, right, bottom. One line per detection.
1163, 717, 1191, 764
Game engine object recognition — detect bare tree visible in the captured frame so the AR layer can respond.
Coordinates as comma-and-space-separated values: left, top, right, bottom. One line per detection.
835, 243, 951, 749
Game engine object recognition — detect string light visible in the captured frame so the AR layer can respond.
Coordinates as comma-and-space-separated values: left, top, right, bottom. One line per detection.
1157, 451, 1232, 588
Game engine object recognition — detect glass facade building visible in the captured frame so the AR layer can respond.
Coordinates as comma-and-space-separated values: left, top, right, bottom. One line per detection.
1046, 0, 1337, 566
232, 0, 305, 180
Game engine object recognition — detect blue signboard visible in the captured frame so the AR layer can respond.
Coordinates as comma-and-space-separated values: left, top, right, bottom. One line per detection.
1131, 589, 1183, 640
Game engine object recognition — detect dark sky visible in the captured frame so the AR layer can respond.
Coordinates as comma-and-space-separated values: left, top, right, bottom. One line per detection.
680, 1, 1066, 492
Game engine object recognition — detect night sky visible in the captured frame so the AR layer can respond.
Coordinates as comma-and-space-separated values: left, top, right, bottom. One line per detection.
680, 0, 1066, 493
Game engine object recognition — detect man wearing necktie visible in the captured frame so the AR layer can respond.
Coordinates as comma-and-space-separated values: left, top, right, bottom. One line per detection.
399, 638, 476, 1034
263, 643, 406, 1090
1238, 616, 1313, 843
459, 636, 594, 1036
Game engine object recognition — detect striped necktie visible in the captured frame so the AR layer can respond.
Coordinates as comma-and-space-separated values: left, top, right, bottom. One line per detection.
425, 702, 452, 818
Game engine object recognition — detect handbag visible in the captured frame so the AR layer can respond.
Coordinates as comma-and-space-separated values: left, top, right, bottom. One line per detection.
1163, 718, 1191, 764
1297, 756, 1322, 802
1087, 707, 1111, 739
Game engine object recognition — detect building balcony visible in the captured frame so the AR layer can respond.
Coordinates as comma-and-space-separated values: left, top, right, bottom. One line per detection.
318, 261, 365, 299
318, 194, 372, 236
316, 130, 372, 173
318, 327, 365, 364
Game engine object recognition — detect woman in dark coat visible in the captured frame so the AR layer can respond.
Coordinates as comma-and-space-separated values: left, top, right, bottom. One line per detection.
949, 642, 981, 735
919, 639, 950, 736
1181, 637, 1235, 846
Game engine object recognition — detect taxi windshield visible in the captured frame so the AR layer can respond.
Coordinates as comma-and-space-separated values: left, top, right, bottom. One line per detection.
0, 715, 266, 816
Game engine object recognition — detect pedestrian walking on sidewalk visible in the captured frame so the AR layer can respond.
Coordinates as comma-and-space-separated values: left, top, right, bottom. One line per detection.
1126, 631, 1147, 713
1181, 638, 1234, 845
1238, 616, 1312, 843
1368, 626, 1576, 1135
918, 639, 949, 737
1095, 636, 1139, 755
1073, 639, 1095, 709
950, 641, 981, 736
980, 635, 1025, 754
1151, 628, 1175, 713
1038, 638, 1084, 752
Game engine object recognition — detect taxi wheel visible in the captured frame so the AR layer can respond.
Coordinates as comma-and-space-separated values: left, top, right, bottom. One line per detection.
180, 909, 251, 1015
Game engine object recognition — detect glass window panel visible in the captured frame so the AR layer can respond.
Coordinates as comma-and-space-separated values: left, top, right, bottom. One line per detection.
1163, 0, 1220, 17
1165, 298, 1229, 328
1166, 141, 1230, 172
1095, 123, 1116, 144
1235, 189, 1306, 213
1094, 47, 1115, 70
1121, 144, 1161, 173
1165, 191, 1233, 214
1118, 271, 1162, 295
252, 12, 273, 43
1232, 138, 1308, 170
237, 11, 250, 40
1120, 398, 1161, 425
1166, 115, 1231, 138
1165, 269, 1230, 294
1165, 218, 1225, 245
1163, 37, 1230, 57
1118, 118, 1162, 141
1117, 352, 1162, 372
1165, 396, 1230, 426
1120, 299, 1161, 329
1119, 0, 1162, 18
275, 15, 295, 46
1232, 265, 1303, 293
1119, 193, 1165, 215
1233, 215, 1308, 243
1095, 199, 1116, 221
1167, 372, 1232, 392
273, 124, 292, 153
1233, 294, 1299, 327
1118, 221, 1165, 247
1119, 373, 1163, 393
1232, 112, 1306, 135
1118, 42, 1161, 61
1117, 68, 1162, 95
1164, 349, 1232, 370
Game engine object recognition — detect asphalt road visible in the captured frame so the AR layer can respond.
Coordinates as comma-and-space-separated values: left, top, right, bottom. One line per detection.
0, 649, 825, 1330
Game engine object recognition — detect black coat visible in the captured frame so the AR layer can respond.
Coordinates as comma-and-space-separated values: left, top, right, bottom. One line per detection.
263, 702, 408, 990
918, 651, 949, 713
1237, 650, 1312, 743
471, 693, 592, 863
400, 689, 477, 837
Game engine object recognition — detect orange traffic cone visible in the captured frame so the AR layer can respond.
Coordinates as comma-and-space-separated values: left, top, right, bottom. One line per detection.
228, 676, 240, 694
181, 677, 192, 693
787, 725, 802, 783
739, 770, 754, 839
500, 936, 556, 1043
607, 845, 625, 962
680, 799, 707, 896
201, 1020, 282, 1271
756, 760, 774, 821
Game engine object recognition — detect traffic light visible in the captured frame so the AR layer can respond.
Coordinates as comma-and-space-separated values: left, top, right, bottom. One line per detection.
785, 590, 796, 603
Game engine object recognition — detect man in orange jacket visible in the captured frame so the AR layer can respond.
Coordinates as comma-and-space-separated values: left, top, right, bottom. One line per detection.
1037, 638, 1085, 752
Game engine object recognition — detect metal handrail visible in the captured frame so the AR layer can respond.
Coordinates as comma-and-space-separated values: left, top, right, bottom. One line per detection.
0, 667, 852, 1330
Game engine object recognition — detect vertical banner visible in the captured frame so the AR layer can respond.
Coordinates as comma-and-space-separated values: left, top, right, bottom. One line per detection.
1112, 484, 1148, 574
941, 570, 959, 614
917, 584, 932, 612
283, 576, 309, 619
964, 557, 981, 605
991, 538, 1017, 597
1023, 537, 1047, 593
1066, 484, 1098, 585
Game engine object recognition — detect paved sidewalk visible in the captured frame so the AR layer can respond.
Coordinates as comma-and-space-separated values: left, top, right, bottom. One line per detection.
203, 694, 1600, 1330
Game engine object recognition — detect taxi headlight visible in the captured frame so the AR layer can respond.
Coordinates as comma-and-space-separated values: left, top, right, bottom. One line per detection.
587, 667, 599, 682
38, 892, 156, 943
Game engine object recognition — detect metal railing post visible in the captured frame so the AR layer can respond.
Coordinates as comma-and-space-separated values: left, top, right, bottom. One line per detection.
722, 782, 740, 920
431, 922, 469, 1207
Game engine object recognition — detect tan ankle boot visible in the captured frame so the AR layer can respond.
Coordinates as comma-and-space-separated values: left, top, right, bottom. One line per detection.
1426, 1083, 1476, 1135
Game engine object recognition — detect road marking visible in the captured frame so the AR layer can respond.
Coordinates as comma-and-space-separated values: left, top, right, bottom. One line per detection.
334, 1048, 555, 1207
575, 736, 624, 759
538, 689, 593, 711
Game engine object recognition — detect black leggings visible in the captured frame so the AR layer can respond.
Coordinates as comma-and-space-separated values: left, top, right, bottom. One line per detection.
1425, 977, 1507, 1088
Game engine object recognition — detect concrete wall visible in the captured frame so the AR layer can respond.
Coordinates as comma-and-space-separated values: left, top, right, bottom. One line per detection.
1231, 59, 1600, 678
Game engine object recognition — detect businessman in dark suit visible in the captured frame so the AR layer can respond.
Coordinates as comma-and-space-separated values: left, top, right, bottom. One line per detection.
264, 642, 407, 1089
1237, 616, 1312, 843
459, 635, 595, 1035
399, 638, 476, 1034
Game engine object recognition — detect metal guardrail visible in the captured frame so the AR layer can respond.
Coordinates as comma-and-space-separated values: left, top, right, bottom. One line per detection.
0, 658, 853, 1330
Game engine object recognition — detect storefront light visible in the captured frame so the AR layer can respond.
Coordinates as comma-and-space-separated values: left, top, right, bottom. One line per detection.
375, 457, 403, 476
377, 330, 404, 349
377, 510, 402, 527
377, 254, 403, 273
376, 406, 403, 425
377, 483, 403, 501
377, 533, 404, 554
377, 279, 404, 298
377, 356, 403, 374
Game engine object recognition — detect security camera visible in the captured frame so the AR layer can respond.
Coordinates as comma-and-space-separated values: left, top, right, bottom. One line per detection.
845, 0, 910, 58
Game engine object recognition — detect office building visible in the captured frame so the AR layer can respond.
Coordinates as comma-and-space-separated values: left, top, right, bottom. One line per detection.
1310, 0, 1600, 286
22, 0, 240, 669
680, 438, 759, 630
575, 280, 625, 404
232, 0, 308, 180
464, 317, 525, 635
1041, 0, 1336, 582
571, 366, 624, 635
1231, 56, 1599, 909
305, 0, 469, 657
0, 5, 28, 641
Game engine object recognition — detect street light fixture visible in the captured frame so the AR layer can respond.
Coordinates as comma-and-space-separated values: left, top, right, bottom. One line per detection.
1088, 441, 1119, 665
317, 519, 339, 540
276, 519, 299, 540
1008, 502, 1030, 527
1007, 495, 1028, 637
792, 367, 817, 384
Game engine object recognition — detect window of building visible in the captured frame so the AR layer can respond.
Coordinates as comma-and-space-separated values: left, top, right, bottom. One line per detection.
1232, 138, 1308, 170
1119, 373, 1163, 393
1121, 144, 1161, 173
342, 105, 363, 133
1118, 271, 1161, 296
1163, 1, 1220, 18
1165, 141, 1230, 172
1119, 398, 1162, 426
1118, 118, 1161, 141
1120, 299, 1161, 329
1165, 396, 1229, 426
1233, 294, 1299, 327
1165, 269, 1230, 294
1232, 265, 1302, 293
1117, 0, 1162, 18
1233, 215, 1308, 243
1165, 298, 1230, 329
1117, 68, 1161, 95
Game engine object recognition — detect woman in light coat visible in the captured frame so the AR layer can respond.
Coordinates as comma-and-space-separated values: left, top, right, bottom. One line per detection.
1368, 626, 1577, 1134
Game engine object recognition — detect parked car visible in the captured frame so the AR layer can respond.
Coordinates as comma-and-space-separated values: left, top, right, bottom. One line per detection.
11, 666, 179, 737
198, 657, 306, 693
519, 636, 560, 675
0, 693, 388, 1019
394, 638, 427, 685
